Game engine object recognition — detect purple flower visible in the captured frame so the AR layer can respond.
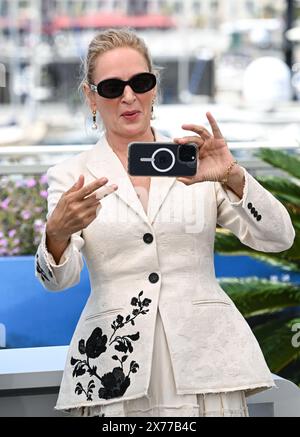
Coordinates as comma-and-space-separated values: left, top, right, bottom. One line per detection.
13, 238, 20, 246
40, 190, 48, 199
8, 229, 16, 238
0, 239, 8, 247
39, 174, 48, 184
26, 179, 36, 188
0, 231, 3, 238
21, 210, 31, 220
34, 222, 45, 234
0, 198, 10, 210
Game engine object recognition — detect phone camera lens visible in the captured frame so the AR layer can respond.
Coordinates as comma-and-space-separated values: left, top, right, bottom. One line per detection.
178, 144, 196, 162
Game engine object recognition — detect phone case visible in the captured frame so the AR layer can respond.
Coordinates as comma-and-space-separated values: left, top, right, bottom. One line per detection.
128, 142, 197, 177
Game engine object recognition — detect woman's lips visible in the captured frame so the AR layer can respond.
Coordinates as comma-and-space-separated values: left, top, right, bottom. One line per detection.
121, 111, 141, 121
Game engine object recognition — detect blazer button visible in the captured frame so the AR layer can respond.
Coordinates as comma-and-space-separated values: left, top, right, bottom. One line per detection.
143, 233, 153, 244
253, 211, 258, 218
256, 215, 262, 221
247, 202, 252, 209
251, 207, 256, 214
149, 273, 159, 283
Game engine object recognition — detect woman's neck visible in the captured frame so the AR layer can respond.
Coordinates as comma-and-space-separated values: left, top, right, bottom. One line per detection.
106, 128, 155, 159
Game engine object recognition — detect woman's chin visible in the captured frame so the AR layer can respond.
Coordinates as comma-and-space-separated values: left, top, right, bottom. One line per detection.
121, 124, 148, 139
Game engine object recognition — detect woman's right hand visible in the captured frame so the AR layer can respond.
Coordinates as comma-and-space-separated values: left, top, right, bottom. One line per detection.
46, 175, 118, 244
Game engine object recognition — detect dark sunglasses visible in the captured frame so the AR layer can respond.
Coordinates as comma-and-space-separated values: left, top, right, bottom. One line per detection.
89, 72, 156, 99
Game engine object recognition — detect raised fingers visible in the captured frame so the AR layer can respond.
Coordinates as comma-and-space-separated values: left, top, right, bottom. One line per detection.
206, 112, 223, 139
75, 177, 109, 200
181, 124, 211, 140
181, 113, 224, 140
95, 183, 118, 200
174, 135, 203, 146
82, 193, 100, 207
65, 175, 85, 194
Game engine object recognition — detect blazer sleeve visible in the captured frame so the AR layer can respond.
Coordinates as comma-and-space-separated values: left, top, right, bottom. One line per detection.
35, 163, 85, 292
215, 167, 295, 252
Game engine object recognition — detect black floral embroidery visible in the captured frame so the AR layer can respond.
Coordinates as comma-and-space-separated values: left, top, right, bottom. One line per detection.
75, 380, 95, 401
98, 366, 131, 400
36, 254, 52, 281
70, 291, 151, 402
36, 263, 47, 282
85, 327, 108, 358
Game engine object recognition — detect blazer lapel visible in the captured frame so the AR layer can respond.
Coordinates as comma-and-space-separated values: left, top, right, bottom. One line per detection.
86, 132, 176, 225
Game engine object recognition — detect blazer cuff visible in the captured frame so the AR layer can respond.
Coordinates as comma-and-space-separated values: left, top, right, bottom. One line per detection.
220, 166, 248, 206
40, 231, 73, 268
35, 231, 84, 289
35, 232, 58, 287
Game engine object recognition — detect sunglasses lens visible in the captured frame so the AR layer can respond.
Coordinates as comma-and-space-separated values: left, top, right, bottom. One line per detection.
98, 79, 124, 98
96, 73, 156, 98
132, 73, 156, 93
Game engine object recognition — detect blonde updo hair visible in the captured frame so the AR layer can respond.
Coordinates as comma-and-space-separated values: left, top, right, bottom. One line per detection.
81, 28, 155, 87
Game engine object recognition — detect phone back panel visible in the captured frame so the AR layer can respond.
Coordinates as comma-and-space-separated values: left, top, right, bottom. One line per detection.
128, 142, 197, 177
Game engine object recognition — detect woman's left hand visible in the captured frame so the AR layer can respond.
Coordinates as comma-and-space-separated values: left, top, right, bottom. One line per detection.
174, 112, 236, 185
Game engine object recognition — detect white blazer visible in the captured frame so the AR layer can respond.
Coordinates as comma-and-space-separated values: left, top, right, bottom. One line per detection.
35, 130, 295, 412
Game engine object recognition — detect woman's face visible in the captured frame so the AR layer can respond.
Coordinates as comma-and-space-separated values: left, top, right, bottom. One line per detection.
87, 47, 156, 141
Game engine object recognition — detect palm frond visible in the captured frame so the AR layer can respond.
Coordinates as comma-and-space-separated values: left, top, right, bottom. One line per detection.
255, 177, 300, 208
215, 232, 300, 271
287, 212, 300, 232
255, 148, 300, 179
279, 359, 300, 387
219, 278, 300, 317
216, 147, 300, 386
253, 317, 300, 372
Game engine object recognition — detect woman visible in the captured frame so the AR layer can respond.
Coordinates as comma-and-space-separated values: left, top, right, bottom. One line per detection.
35, 29, 295, 417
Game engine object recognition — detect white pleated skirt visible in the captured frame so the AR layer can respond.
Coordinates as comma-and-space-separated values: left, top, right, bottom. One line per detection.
124, 309, 248, 417
75, 308, 249, 417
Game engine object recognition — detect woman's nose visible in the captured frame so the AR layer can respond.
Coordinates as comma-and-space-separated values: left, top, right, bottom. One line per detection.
121, 85, 136, 103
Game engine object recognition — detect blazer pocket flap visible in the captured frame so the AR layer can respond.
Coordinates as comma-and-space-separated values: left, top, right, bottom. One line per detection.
192, 299, 232, 307
85, 307, 124, 321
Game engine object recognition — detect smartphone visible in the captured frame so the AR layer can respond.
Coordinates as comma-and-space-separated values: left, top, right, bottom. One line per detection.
128, 142, 198, 177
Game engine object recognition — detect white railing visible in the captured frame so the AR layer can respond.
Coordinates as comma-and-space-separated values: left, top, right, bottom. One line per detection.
0, 144, 92, 174
0, 142, 299, 175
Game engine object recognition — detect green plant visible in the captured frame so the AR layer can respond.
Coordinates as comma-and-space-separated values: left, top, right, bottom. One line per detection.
215, 149, 300, 386
0, 174, 48, 256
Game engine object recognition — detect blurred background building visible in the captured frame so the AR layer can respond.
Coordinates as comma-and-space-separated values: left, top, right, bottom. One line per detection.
1, 0, 300, 109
